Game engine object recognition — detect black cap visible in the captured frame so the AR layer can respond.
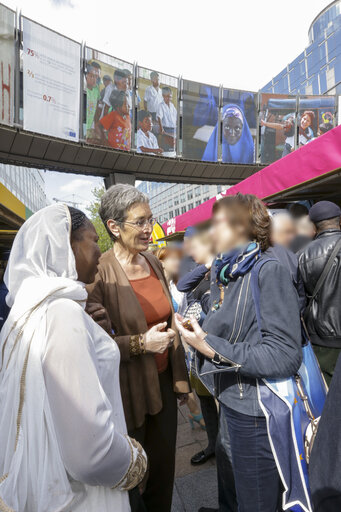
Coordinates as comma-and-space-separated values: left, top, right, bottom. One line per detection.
309, 201, 341, 223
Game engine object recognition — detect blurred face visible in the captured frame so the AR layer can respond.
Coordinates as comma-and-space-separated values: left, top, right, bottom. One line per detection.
272, 215, 296, 248
118, 96, 129, 116
152, 75, 159, 87
163, 92, 172, 105
162, 251, 181, 279
295, 215, 316, 239
110, 202, 153, 253
182, 237, 193, 257
211, 210, 247, 254
116, 77, 128, 91
103, 79, 111, 88
223, 116, 243, 145
86, 71, 97, 89
139, 115, 153, 133
191, 235, 213, 264
301, 114, 312, 130
283, 118, 294, 134
71, 223, 101, 284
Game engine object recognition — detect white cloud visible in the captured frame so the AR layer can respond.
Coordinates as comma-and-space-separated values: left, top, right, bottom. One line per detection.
60, 178, 93, 194
50, 0, 74, 7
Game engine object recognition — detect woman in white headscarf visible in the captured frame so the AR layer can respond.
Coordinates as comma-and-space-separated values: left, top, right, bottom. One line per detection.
0, 204, 147, 512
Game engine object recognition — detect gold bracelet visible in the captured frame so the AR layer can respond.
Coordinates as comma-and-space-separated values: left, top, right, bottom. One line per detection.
139, 333, 146, 354
130, 335, 142, 356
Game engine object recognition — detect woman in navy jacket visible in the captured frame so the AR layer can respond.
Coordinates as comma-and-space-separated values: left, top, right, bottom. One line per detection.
175, 193, 302, 512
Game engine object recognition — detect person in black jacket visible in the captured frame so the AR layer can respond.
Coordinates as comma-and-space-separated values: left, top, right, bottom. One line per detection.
299, 200, 341, 385
309, 352, 341, 511
175, 193, 302, 512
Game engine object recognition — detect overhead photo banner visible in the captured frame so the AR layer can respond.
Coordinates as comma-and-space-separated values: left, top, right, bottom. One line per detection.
84, 47, 133, 150
182, 79, 219, 161
0, 5, 15, 126
22, 18, 81, 141
136, 67, 178, 157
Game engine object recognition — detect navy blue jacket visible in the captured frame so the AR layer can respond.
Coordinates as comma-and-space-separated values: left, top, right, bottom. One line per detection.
196, 254, 302, 417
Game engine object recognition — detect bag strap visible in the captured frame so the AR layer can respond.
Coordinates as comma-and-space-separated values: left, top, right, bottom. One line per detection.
304, 236, 341, 321
250, 257, 277, 331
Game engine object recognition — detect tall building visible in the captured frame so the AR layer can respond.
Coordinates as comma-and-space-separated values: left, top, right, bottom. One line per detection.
0, 165, 47, 251
137, 182, 229, 224
262, 0, 341, 95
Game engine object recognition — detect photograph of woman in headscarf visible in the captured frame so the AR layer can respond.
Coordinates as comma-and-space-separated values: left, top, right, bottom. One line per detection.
202, 105, 254, 164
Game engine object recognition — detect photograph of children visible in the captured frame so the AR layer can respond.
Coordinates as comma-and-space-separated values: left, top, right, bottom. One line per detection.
182, 80, 219, 161
259, 94, 296, 164
298, 96, 335, 147
137, 67, 178, 157
84, 48, 133, 148
136, 110, 163, 155
202, 89, 256, 164
99, 89, 131, 151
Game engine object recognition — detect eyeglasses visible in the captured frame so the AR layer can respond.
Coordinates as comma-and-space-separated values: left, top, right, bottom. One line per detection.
124, 218, 157, 230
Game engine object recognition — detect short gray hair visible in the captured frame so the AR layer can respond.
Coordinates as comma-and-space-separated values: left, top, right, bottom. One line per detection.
99, 184, 149, 239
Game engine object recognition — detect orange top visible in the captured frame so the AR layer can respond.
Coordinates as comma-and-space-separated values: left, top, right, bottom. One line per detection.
130, 265, 171, 373
100, 110, 131, 151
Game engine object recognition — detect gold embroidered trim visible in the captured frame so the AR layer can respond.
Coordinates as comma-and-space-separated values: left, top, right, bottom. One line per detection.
129, 334, 144, 356
0, 495, 15, 512
112, 436, 147, 491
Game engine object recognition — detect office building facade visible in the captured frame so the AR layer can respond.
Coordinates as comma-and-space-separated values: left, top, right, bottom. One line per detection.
137, 182, 229, 224
262, 0, 341, 95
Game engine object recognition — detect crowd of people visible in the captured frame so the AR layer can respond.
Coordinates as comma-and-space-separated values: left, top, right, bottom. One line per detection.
0, 184, 341, 512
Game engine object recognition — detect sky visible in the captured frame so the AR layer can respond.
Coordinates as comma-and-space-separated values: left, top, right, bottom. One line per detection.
3, 0, 332, 201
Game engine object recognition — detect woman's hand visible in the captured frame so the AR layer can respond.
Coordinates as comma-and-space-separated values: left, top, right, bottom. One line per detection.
86, 302, 111, 333
174, 314, 215, 359
177, 393, 189, 406
144, 322, 175, 354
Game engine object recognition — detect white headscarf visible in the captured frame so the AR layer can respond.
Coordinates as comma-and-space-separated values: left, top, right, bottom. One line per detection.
0, 204, 88, 512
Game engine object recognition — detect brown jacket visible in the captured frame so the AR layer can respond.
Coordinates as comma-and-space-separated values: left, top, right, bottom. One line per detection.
87, 249, 190, 431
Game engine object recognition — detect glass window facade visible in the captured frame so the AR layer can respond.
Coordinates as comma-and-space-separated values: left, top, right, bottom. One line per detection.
0, 164, 46, 213
263, 2, 341, 96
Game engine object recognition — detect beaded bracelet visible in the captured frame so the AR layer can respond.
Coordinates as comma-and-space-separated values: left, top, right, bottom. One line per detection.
130, 335, 141, 356
139, 333, 146, 354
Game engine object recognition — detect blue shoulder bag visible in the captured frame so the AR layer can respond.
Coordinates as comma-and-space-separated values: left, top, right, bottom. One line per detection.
251, 257, 327, 512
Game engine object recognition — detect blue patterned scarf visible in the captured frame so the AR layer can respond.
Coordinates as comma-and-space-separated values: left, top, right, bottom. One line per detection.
215, 242, 261, 285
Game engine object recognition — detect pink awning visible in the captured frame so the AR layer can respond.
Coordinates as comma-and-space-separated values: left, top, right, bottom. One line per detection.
162, 125, 341, 235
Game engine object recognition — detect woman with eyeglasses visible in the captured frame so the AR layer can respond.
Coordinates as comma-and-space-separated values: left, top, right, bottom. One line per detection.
87, 184, 190, 512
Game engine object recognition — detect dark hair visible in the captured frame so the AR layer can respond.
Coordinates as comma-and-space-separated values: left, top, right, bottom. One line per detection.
315, 216, 340, 232
138, 110, 152, 123
319, 122, 333, 134
68, 207, 90, 240
89, 61, 101, 70
302, 110, 315, 124
212, 193, 272, 251
289, 203, 309, 220
109, 89, 126, 110
114, 69, 127, 81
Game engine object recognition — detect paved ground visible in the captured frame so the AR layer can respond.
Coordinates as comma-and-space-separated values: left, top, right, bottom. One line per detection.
172, 406, 218, 512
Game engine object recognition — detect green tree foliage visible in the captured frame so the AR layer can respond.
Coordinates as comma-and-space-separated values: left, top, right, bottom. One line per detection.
87, 187, 113, 254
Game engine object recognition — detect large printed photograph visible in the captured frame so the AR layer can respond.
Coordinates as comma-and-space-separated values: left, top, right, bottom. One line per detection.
202, 88, 257, 164
182, 79, 219, 161
84, 48, 133, 151
259, 94, 297, 164
136, 67, 178, 157
0, 4, 15, 127
297, 95, 336, 146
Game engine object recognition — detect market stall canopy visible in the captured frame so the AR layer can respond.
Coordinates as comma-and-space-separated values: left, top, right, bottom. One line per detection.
162, 124, 341, 234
